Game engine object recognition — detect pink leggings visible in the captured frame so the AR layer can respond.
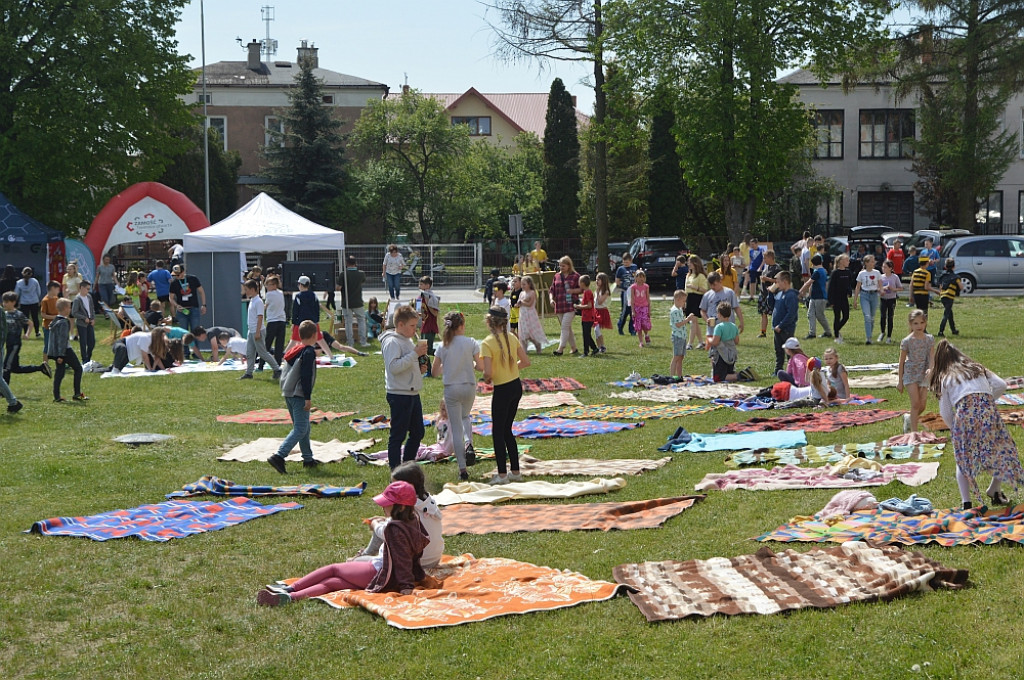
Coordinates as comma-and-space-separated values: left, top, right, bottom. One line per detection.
288, 561, 378, 601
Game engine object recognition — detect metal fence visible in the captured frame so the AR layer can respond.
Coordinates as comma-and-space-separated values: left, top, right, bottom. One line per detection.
975, 222, 1024, 236
295, 243, 483, 290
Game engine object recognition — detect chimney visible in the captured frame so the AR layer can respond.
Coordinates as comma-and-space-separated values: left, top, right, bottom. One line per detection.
247, 40, 261, 70
402, 84, 410, 95
297, 40, 319, 69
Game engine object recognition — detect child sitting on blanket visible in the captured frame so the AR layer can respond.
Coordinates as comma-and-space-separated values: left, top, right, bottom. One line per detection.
823, 347, 850, 400
776, 337, 810, 386
257, 480, 430, 606
770, 357, 837, 406
356, 462, 444, 569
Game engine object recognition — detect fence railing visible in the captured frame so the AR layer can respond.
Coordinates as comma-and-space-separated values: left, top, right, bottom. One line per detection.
975, 222, 1024, 236
300, 244, 483, 289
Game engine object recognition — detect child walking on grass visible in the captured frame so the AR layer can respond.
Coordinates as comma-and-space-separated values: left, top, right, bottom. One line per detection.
593, 273, 612, 353
2, 292, 50, 386
898, 309, 934, 433
432, 311, 481, 481
630, 270, 651, 347
48, 298, 86, 403
937, 258, 961, 337
481, 306, 530, 485
669, 289, 688, 378
575, 275, 598, 356
929, 341, 1023, 509
267, 320, 319, 475
257, 481, 430, 606
515, 275, 547, 354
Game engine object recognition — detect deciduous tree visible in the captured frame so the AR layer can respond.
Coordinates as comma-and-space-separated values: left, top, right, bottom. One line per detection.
156, 123, 241, 223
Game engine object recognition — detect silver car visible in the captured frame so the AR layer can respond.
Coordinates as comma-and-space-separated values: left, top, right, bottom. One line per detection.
940, 235, 1024, 293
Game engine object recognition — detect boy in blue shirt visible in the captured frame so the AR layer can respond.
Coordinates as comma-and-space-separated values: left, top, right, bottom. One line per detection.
772, 271, 799, 373
799, 254, 831, 338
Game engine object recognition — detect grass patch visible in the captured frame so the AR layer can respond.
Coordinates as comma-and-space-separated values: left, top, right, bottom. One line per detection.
2, 294, 1022, 679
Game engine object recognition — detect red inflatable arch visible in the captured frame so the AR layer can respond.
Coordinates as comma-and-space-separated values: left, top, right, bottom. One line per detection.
85, 182, 210, 266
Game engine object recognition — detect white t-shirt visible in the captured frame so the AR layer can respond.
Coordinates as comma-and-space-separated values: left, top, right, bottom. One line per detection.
226, 336, 248, 354
383, 252, 405, 275
495, 297, 511, 314
434, 335, 480, 386
247, 295, 265, 332
170, 244, 184, 259
416, 495, 444, 568
264, 289, 286, 323
125, 332, 152, 364
856, 268, 880, 292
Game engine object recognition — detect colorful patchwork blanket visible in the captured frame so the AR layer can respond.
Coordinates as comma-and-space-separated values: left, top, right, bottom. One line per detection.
609, 384, 756, 403
434, 477, 626, 506
442, 496, 703, 535
675, 430, 807, 452
537, 403, 722, 421
166, 475, 367, 499
921, 408, 1024, 431
713, 395, 885, 412
723, 442, 946, 468
996, 392, 1024, 406
1004, 376, 1024, 390
484, 454, 671, 478
292, 554, 627, 629
349, 414, 436, 433
715, 409, 903, 433
217, 438, 377, 463
27, 497, 301, 542
756, 504, 1024, 546
607, 375, 713, 389
477, 377, 586, 394
216, 409, 355, 425
472, 416, 643, 439
613, 543, 967, 621
472, 391, 582, 413
695, 461, 939, 492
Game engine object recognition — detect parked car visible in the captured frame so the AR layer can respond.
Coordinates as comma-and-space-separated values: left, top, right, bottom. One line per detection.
826, 236, 847, 259
940, 235, 1024, 293
903, 228, 972, 254
881, 231, 912, 249
628, 236, 690, 287
587, 241, 632, 275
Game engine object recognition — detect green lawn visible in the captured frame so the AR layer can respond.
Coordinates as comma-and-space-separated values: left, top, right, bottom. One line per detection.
3, 295, 1023, 679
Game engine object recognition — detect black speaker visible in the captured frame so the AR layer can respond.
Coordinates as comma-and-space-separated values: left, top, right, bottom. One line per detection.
279, 261, 336, 292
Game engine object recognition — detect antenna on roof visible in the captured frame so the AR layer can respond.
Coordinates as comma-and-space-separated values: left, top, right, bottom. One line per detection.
260, 6, 278, 58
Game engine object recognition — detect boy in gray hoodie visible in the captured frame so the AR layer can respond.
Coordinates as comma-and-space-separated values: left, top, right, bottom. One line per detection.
267, 320, 319, 474
381, 305, 428, 469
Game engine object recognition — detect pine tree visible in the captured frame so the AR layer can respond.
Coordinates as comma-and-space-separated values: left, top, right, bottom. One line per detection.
541, 78, 581, 236
647, 106, 685, 237
261, 56, 349, 224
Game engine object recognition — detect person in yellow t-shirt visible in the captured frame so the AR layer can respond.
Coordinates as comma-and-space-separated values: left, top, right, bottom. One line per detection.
479, 306, 531, 485
529, 241, 548, 270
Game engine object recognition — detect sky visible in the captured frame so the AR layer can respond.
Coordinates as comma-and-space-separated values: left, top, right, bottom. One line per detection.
173, 0, 597, 112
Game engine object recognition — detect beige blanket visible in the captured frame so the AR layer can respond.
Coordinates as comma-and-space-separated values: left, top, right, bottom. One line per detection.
217, 437, 377, 463
472, 391, 582, 413
434, 477, 626, 505
484, 454, 671, 478
849, 371, 899, 389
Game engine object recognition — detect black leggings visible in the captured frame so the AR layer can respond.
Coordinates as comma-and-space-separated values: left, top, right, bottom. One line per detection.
831, 299, 850, 338
53, 348, 82, 399
939, 298, 957, 334
491, 378, 523, 475
880, 297, 897, 338
582, 321, 597, 355
21, 303, 40, 334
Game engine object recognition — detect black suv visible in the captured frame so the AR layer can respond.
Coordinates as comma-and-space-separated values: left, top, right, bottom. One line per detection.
628, 237, 690, 287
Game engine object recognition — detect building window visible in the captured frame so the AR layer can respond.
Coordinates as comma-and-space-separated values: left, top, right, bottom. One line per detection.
1019, 190, 1024, 229
321, 94, 335, 105
264, 116, 284, 148
976, 191, 1002, 231
199, 93, 212, 104
859, 109, 915, 158
813, 111, 843, 159
816, 192, 843, 226
206, 116, 227, 151
452, 116, 491, 136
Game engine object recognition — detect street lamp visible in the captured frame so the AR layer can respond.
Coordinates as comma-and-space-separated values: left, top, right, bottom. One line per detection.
201, 0, 211, 221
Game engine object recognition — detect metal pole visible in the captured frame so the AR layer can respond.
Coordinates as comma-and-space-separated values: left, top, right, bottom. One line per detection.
201, 0, 211, 221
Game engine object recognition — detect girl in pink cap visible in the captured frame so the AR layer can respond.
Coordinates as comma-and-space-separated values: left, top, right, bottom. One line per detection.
257, 480, 430, 606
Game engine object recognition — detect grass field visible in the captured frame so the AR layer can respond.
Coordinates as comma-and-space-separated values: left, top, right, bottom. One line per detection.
3, 295, 1023, 679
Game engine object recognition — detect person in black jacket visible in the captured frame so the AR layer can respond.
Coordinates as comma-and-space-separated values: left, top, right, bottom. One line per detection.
827, 254, 855, 344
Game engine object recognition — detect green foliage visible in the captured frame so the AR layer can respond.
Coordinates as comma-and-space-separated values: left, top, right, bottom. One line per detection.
542, 78, 581, 236
0, 0, 195, 232
606, 0, 889, 244
155, 122, 241, 223
646, 105, 685, 238
260, 57, 351, 225
350, 89, 470, 242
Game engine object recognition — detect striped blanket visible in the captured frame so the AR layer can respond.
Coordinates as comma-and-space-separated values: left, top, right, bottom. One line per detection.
27, 497, 301, 542
715, 409, 903, 433
296, 554, 626, 629
723, 442, 946, 468
441, 496, 703, 535
695, 461, 939, 492
472, 416, 643, 439
165, 475, 367, 499
477, 377, 586, 394
997, 392, 1024, 406
713, 395, 885, 412
483, 454, 672, 477
609, 383, 756, 403
538, 403, 722, 421
434, 478, 626, 506
613, 543, 967, 621
756, 504, 1024, 547
216, 409, 355, 425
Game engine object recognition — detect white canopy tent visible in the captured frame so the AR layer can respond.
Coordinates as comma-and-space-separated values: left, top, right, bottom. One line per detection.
183, 193, 347, 333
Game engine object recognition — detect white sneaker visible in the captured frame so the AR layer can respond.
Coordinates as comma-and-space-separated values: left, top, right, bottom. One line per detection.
902, 413, 911, 434
488, 474, 511, 485
507, 472, 524, 483
110, 367, 121, 376
877, 333, 885, 343
835, 336, 843, 344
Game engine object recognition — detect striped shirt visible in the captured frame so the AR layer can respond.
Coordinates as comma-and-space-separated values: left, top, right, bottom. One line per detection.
910, 267, 931, 295
939, 274, 961, 300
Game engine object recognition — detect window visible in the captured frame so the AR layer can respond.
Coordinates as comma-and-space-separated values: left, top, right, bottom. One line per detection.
206, 116, 227, 151
264, 116, 284, 148
1019, 190, 1024, 229
976, 191, 1002, 229
451, 116, 491, 136
859, 109, 915, 158
813, 111, 843, 159
199, 93, 212, 104
816, 192, 843, 225
321, 94, 334, 105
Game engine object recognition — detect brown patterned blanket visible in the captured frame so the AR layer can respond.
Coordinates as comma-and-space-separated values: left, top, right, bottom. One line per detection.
613, 543, 967, 621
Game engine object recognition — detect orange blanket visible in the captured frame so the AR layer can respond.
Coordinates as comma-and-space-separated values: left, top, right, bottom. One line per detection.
288, 554, 626, 629
921, 408, 1024, 432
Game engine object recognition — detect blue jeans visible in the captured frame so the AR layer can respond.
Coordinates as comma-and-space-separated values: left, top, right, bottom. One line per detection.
617, 293, 634, 334
98, 283, 116, 307
860, 291, 880, 340
276, 396, 313, 462
0, 346, 16, 405
386, 392, 424, 469
385, 273, 401, 299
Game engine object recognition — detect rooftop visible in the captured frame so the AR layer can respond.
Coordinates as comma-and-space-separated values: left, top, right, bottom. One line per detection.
195, 60, 388, 89
420, 89, 590, 139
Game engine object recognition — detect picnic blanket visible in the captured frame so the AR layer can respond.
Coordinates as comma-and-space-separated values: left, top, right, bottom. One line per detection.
1006, 376, 1024, 390
723, 442, 946, 468
609, 384, 756, 403
165, 475, 367, 499
441, 496, 704, 535
713, 394, 885, 412
472, 391, 582, 413
921, 408, 1024, 432
472, 416, 643, 439
607, 375, 714, 389
537, 403, 723, 421
434, 477, 626, 506
216, 409, 355, 425
997, 392, 1024, 406
715, 409, 903, 433
845, 362, 900, 372
291, 554, 626, 629
477, 377, 586, 394
27, 497, 300, 542
695, 461, 939, 491
756, 503, 1024, 546
217, 438, 376, 463
613, 542, 967, 621
349, 415, 436, 432
352, 446, 514, 467
102, 355, 357, 378
484, 453, 672, 478
674, 430, 807, 453
849, 372, 900, 389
